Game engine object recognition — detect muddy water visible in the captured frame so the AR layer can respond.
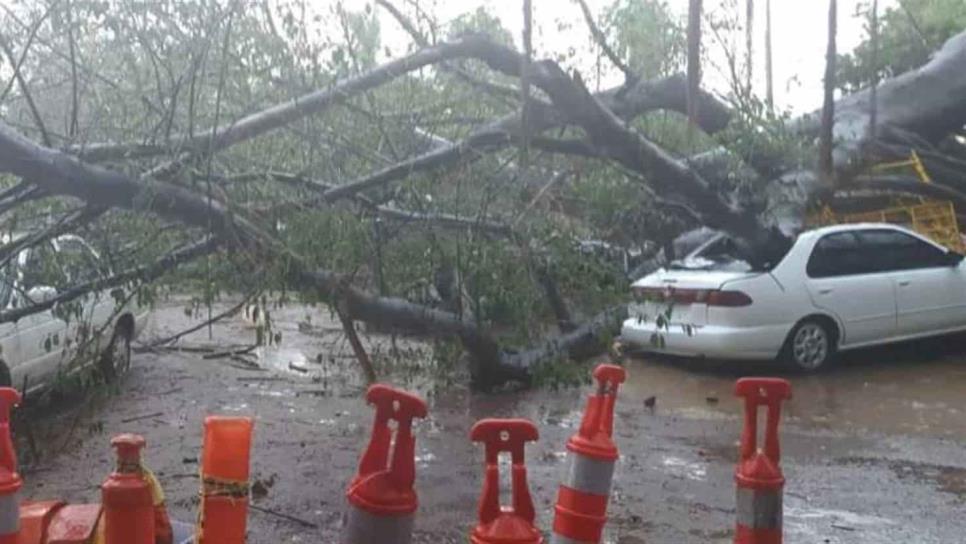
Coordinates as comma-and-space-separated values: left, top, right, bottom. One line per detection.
620, 346, 966, 439
13, 299, 966, 543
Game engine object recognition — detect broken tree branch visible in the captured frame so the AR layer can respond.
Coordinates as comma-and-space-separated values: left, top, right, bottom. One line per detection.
68, 36, 497, 161
575, 0, 635, 82
335, 305, 377, 385
0, 236, 219, 323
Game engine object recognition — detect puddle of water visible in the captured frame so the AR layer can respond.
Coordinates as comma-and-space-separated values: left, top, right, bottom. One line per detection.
415, 451, 436, 466
621, 351, 966, 439
660, 456, 707, 481
786, 505, 895, 526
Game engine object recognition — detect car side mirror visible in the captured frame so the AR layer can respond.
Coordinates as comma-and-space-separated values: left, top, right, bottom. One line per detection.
25, 285, 57, 303
945, 251, 965, 266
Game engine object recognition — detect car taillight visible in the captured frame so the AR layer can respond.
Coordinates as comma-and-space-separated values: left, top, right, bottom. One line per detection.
706, 290, 753, 307
632, 286, 751, 306
632, 286, 661, 301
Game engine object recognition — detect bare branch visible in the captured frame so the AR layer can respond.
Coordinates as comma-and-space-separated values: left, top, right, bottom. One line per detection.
0, 205, 105, 270
0, 4, 53, 104
574, 0, 635, 81
376, 0, 521, 103
335, 305, 377, 384
68, 36, 497, 161
0, 28, 52, 146
819, 0, 837, 182
145, 292, 256, 348
687, 0, 703, 126
258, 172, 514, 237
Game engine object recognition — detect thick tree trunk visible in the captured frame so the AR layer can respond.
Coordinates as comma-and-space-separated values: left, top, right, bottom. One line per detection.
819, 0, 837, 183
687, 0, 703, 126
800, 30, 966, 175
765, 0, 773, 109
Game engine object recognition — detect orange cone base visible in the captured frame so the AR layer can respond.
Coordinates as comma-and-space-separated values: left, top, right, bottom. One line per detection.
471, 514, 543, 544
735, 524, 781, 544
552, 486, 608, 543
199, 498, 248, 544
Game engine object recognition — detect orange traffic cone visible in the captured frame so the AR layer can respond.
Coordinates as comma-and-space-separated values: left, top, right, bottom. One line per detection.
734, 378, 792, 544
0, 388, 20, 544
343, 384, 428, 544
102, 434, 156, 544
469, 419, 542, 544
551, 364, 626, 543
197, 416, 254, 544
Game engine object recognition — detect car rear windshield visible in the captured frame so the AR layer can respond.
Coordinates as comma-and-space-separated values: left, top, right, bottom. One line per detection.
668, 235, 755, 272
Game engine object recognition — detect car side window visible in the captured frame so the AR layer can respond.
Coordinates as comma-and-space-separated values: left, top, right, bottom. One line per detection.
857, 229, 949, 271
21, 242, 65, 291
807, 232, 870, 278
54, 238, 102, 285
0, 263, 13, 309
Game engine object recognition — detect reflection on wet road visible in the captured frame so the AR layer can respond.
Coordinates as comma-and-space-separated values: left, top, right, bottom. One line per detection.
620, 346, 966, 439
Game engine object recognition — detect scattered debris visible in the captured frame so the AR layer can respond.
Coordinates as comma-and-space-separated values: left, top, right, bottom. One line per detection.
120, 412, 164, 424
248, 504, 318, 529
251, 474, 277, 500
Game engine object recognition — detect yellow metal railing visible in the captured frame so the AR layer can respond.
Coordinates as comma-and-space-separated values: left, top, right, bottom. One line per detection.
808, 152, 965, 252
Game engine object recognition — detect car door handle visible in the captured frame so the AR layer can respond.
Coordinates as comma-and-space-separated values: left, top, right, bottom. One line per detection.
817, 288, 833, 295
898, 280, 911, 287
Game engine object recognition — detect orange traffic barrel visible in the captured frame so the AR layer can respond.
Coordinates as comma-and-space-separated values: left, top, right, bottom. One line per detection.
0, 388, 20, 544
551, 364, 626, 543
343, 384, 428, 544
102, 434, 156, 544
734, 378, 792, 544
197, 416, 254, 544
469, 419, 542, 544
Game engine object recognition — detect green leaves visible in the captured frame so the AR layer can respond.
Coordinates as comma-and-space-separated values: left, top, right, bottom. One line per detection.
604, 0, 686, 79
837, 0, 966, 92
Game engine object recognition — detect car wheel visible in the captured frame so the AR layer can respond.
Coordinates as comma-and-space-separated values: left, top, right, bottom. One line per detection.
98, 324, 132, 383
782, 319, 836, 372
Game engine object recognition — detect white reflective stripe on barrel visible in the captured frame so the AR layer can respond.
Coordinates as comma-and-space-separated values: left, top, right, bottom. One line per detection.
564, 453, 615, 496
0, 494, 18, 535
735, 488, 782, 529
343, 505, 414, 544
550, 533, 593, 544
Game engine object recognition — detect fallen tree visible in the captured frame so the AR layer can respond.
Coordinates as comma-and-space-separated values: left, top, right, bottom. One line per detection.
2, 2, 966, 389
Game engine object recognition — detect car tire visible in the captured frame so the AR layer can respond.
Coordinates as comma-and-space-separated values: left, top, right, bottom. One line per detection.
98, 322, 132, 383
780, 319, 837, 372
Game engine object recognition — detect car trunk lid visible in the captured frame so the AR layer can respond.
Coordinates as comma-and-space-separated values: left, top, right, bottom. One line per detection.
630, 269, 760, 327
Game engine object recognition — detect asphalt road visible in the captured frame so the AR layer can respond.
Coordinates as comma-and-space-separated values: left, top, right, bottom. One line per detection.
16, 300, 966, 543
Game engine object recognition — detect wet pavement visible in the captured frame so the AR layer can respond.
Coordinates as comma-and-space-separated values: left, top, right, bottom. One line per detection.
14, 299, 966, 543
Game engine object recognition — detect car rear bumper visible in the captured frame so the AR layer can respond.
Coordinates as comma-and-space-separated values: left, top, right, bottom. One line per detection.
619, 317, 788, 360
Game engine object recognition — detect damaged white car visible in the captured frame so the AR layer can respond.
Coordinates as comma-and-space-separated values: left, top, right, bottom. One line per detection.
0, 234, 150, 395
621, 223, 966, 371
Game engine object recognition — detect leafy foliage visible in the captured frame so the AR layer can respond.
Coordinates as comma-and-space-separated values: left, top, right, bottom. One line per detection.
837, 0, 966, 92
604, 0, 685, 79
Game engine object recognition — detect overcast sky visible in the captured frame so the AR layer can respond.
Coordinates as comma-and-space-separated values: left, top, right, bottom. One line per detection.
376, 0, 898, 114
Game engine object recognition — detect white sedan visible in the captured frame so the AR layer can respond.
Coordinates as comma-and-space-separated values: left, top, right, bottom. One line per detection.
620, 223, 966, 371
0, 234, 150, 395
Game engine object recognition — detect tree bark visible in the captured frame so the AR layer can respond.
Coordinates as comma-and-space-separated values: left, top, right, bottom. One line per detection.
765, 0, 773, 109
687, 0, 703, 126
746, 0, 754, 95
819, 0, 837, 183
